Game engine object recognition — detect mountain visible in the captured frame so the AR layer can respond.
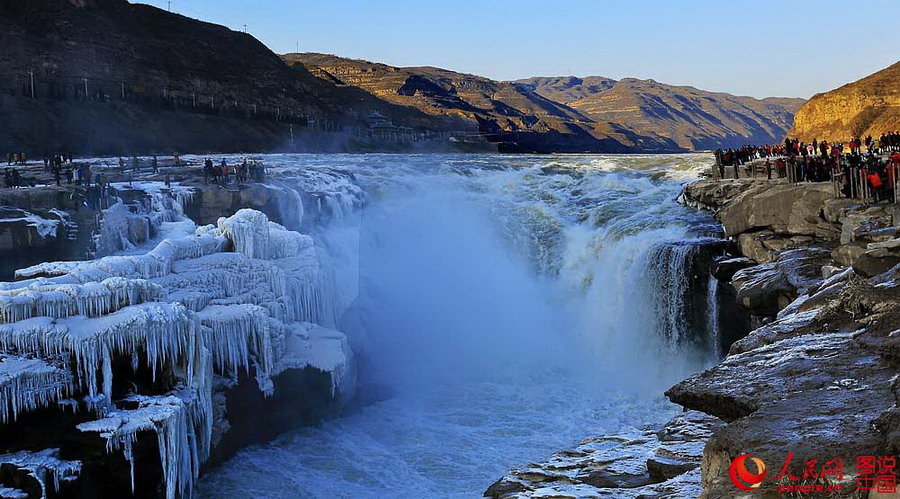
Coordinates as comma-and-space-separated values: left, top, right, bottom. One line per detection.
789, 61, 900, 142
0, 0, 804, 155
0, 0, 463, 154
284, 54, 677, 153
517, 76, 805, 150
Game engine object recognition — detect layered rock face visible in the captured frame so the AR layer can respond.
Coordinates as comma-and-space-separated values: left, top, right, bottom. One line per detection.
672, 179, 900, 497
790, 61, 900, 141
0, 185, 356, 498
288, 54, 804, 153
485, 411, 723, 498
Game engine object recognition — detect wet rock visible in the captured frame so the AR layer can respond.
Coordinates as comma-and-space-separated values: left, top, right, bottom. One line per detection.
668, 264, 900, 498
731, 248, 831, 317
485, 412, 722, 498
646, 457, 697, 482
713, 257, 754, 282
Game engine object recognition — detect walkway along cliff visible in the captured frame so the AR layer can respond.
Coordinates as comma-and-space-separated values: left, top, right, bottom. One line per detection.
487, 176, 900, 498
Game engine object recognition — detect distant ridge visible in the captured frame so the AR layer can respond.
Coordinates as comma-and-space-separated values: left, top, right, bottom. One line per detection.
516, 76, 805, 150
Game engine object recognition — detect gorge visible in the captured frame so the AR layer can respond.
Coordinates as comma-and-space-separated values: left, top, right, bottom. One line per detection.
2, 153, 743, 497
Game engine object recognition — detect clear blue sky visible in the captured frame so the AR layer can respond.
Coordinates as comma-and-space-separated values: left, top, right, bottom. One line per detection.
143, 0, 900, 99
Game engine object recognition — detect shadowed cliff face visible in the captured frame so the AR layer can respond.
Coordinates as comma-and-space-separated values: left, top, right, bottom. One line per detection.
790, 60, 900, 141
0, 0, 467, 154
518, 76, 805, 150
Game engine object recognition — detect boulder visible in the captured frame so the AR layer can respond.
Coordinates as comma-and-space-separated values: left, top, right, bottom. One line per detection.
731, 248, 831, 317
853, 249, 900, 278
713, 257, 754, 282
831, 242, 867, 267
737, 231, 774, 263
718, 183, 837, 238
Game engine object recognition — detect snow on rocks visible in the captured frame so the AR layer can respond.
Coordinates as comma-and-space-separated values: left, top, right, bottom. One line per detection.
278, 322, 355, 398
1, 207, 354, 497
666, 263, 900, 497
0, 449, 81, 499
0, 208, 66, 240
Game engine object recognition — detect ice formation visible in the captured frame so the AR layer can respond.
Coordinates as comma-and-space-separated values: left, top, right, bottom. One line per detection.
0, 204, 354, 498
0, 449, 81, 499
0, 355, 73, 423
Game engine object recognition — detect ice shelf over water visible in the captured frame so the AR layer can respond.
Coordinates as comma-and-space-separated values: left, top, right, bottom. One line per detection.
0, 201, 355, 498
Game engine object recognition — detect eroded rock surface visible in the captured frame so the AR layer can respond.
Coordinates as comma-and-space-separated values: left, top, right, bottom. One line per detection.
484, 411, 723, 498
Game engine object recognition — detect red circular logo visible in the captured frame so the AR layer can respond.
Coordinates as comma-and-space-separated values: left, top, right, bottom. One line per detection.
730, 453, 767, 490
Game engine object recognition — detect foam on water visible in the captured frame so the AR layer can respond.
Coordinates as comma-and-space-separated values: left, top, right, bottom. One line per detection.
196, 153, 717, 498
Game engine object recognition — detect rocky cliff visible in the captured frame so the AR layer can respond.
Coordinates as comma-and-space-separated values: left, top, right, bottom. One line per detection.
670, 179, 900, 497
790, 61, 900, 142
517, 76, 805, 150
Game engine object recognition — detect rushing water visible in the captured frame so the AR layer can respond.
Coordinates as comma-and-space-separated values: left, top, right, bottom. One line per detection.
195, 153, 718, 498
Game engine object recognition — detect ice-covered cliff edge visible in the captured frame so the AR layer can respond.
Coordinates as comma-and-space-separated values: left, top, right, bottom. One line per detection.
0, 208, 355, 499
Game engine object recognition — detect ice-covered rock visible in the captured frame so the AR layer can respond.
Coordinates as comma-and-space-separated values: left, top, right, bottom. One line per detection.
0, 207, 355, 498
0, 355, 73, 424
0, 449, 81, 499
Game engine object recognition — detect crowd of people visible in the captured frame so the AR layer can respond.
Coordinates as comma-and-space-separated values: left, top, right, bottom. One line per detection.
3, 151, 271, 200
714, 134, 900, 203
203, 157, 267, 185
3, 168, 23, 188
6, 152, 28, 166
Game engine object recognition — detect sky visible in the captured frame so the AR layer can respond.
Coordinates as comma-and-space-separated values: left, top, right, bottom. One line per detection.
143, 0, 900, 99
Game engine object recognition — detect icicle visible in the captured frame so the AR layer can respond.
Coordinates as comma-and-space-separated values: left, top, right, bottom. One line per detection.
77, 390, 209, 499
0, 355, 73, 424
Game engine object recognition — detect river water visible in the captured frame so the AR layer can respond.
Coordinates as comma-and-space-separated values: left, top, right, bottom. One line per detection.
195, 153, 718, 498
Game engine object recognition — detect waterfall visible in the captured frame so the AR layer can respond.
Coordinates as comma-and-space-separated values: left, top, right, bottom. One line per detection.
196, 152, 721, 498
707, 276, 721, 357
646, 241, 699, 348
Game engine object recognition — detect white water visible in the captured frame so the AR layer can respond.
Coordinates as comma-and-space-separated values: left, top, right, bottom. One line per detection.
196, 153, 718, 498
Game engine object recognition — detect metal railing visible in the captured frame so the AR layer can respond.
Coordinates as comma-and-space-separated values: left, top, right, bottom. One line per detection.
712, 154, 899, 205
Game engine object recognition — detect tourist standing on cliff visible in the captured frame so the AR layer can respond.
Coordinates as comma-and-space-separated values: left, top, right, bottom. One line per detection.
152, 155, 159, 173
204, 158, 213, 184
